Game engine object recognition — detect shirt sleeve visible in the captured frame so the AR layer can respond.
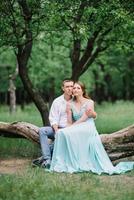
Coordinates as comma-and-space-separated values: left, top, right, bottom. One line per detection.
49, 100, 59, 126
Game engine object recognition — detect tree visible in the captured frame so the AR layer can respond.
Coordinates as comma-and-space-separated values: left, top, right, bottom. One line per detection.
8, 65, 18, 113
0, 0, 50, 125
0, 0, 133, 124
50, 0, 134, 80
94, 47, 134, 101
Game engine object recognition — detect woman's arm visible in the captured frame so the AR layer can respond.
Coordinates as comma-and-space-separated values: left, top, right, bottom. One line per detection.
73, 112, 89, 125
73, 100, 96, 125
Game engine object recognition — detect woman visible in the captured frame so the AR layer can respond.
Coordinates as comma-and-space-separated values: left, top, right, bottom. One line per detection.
50, 82, 134, 174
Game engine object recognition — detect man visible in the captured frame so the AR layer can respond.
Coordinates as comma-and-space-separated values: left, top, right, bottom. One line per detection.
32, 79, 74, 168
32, 79, 97, 168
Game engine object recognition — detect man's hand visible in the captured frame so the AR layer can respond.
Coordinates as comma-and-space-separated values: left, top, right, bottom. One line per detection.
52, 124, 59, 133
85, 108, 97, 119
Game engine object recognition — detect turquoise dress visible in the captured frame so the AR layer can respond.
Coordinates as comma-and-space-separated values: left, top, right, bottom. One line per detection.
50, 101, 134, 174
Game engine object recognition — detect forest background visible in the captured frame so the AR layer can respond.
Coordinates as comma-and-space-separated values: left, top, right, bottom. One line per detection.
0, 0, 133, 126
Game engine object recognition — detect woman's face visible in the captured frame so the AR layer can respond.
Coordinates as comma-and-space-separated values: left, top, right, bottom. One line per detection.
73, 83, 83, 97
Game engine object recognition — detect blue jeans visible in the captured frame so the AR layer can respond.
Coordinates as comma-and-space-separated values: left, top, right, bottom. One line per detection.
39, 126, 55, 161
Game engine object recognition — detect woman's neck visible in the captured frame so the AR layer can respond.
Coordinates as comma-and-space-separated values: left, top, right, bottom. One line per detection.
75, 96, 85, 104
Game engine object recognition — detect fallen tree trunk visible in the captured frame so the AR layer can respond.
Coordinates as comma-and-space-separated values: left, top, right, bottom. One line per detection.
101, 125, 134, 164
0, 122, 134, 163
0, 122, 39, 143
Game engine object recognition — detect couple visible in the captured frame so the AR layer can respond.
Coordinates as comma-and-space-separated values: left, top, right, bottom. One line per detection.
33, 80, 134, 174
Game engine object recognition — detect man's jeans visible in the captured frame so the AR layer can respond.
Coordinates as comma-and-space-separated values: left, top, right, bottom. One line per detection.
39, 126, 55, 161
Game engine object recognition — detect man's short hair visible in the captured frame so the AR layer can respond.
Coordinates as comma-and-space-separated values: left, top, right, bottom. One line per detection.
62, 79, 74, 86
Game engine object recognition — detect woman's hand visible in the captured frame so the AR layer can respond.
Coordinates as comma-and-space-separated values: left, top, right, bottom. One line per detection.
66, 103, 71, 114
66, 103, 73, 125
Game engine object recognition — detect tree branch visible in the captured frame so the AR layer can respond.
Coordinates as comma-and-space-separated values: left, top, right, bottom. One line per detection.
78, 29, 101, 70
74, 0, 87, 23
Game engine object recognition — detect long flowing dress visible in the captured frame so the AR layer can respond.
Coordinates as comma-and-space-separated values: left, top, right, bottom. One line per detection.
50, 100, 134, 174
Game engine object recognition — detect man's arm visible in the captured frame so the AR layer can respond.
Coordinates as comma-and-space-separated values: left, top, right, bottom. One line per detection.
49, 100, 59, 133
85, 108, 97, 119
85, 100, 97, 119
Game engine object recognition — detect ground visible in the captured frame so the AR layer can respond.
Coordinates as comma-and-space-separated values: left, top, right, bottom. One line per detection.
0, 158, 134, 185
0, 158, 30, 175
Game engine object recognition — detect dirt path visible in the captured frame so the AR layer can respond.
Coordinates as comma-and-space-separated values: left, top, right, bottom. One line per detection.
0, 158, 31, 175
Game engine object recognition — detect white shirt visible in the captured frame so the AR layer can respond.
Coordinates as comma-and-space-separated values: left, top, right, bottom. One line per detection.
49, 95, 70, 128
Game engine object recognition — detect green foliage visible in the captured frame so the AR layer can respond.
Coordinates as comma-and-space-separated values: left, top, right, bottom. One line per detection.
28, 36, 71, 96
0, 0, 48, 47
48, 0, 134, 44
96, 46, 134, 100
0, 48, 16, 92
0, 0, 133, 101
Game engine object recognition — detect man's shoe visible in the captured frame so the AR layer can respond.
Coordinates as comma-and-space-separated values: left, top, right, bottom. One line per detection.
32, 156, 44, 167
41, 159, 51, 169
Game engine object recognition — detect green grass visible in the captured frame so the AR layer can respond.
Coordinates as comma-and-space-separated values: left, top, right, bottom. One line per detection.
0, 168, 134, 200
0, 137, 40, 158
0, 103, 42, 126
95, 100, 134, 133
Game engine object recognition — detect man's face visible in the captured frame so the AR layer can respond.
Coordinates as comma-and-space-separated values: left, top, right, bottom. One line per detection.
62, 81, 74, 96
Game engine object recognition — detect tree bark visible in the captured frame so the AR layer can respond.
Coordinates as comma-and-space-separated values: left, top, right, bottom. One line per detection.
101, 125, 134, 163
17, 53, 49, 125
15, 1, 49, 125
8, 65, 18, 114
0, 122, 134, 163
0, 122, 39, 143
